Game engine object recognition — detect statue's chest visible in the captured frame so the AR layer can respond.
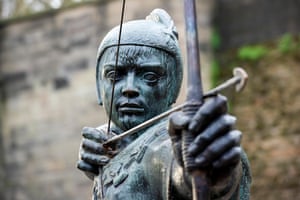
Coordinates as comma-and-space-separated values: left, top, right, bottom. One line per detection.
102, 159, 149, 199
100, 131, 162, 199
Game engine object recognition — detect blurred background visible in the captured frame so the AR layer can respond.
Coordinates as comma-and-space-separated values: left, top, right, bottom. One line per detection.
0, 0, 299, 199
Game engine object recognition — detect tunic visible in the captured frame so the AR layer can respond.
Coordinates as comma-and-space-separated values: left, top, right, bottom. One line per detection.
92, 120, 251, 200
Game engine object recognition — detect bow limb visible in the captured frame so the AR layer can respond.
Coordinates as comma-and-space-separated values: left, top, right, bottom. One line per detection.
184, 0, 203, 101
182, 0, 210, 200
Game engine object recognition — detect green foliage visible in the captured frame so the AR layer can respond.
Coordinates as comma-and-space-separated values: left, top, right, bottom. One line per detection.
211, 28, 221, 50
237, 45, 268, 61
210, 59, 221, 87
277, 33, 294, 53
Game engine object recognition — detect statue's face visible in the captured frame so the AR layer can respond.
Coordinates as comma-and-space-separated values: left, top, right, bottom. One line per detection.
98, 46, 175, 131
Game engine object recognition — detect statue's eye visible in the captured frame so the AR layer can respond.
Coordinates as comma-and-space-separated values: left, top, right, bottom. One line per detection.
106, 70, 121, 81
143, 72, 159, 84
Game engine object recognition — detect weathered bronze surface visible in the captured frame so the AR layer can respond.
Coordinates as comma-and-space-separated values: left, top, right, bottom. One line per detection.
77, 9, 251, 200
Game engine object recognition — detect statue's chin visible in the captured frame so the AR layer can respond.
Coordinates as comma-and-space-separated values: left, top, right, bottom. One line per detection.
118, 114, 145, 131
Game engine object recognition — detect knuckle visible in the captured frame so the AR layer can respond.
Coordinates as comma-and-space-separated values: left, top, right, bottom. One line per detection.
81, 152, 88, 160
81, 139, 88, 148
169, 111, 190, 128
77, 161, 85, 170
96, 128, 106, 135
169, 112, 178, 122
196, 134, 209, 145
79, 146, 86, 156
221, 115, 236, 127
232, 146, 242, 155
216, 95, 228, 112
82, 126, 92, 133
229, 130, 242, 144
217, 94, 227, 104
96, 130, 108, 140
206, 145, 217, 157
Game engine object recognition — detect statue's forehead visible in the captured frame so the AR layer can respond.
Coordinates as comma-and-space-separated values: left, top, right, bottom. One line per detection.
103, 45, 163, 56
100, 45, 169, 64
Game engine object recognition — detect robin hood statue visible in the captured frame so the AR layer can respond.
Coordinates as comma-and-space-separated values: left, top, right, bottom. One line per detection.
77, 8, 251, 200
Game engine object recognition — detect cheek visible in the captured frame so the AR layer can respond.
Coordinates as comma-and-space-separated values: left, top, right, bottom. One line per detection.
101, 85, 110, 100
100, 83, 113, 107
153, 83, 168, 100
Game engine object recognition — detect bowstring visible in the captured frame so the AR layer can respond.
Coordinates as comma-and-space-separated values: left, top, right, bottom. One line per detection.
107, 0, 126, 136
98, 1, 126, 199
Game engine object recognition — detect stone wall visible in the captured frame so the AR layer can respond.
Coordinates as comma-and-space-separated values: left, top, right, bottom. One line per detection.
0, 3, 108, 199
214, 0, 300, 49
0, 1, 213, 199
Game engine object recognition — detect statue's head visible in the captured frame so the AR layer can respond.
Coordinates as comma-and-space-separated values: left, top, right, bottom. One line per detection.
96, 9, 183, 131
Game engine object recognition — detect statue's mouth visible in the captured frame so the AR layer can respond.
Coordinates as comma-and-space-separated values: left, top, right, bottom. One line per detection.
118, 103, 144, 114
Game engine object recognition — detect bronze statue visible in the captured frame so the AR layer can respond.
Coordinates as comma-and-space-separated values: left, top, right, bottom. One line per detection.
77, 8, 251, 200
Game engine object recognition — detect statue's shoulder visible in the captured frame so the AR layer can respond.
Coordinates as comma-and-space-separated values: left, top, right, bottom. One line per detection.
144, 120, 170, 144
143, 120, 173, 160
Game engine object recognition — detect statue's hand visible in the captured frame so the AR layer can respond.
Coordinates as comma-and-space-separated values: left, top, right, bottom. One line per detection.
169, 95, 242, 183
77, 127, 116, 179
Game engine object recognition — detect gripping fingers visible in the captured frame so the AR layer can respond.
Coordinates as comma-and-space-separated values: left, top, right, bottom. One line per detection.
194, 130, 242, 167
188, 115, 236, 155
77, 160, 99, 175
213, 146, 242, 168
82, 127, 108, 142
81, 152, 110, 166
188, 95, 228, 133
82, 139, 107, 155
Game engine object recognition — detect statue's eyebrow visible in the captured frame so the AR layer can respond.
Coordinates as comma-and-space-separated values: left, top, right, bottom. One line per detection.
102, 61, 131, 68
139, 62, 162, 68
103, 62, 163, 69
102, 63, 117, 68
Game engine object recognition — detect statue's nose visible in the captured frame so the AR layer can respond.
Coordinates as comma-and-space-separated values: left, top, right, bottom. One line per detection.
122, 72, 139, 98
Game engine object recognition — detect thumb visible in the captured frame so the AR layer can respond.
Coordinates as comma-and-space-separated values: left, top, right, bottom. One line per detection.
168, 111, 190, 137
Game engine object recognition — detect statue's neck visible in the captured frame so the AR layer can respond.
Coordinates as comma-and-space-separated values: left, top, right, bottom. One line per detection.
110, 123, 146, 150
